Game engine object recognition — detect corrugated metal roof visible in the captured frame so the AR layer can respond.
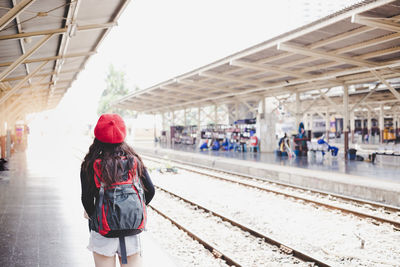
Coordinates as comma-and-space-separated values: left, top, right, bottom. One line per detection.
0, 0, 130, 120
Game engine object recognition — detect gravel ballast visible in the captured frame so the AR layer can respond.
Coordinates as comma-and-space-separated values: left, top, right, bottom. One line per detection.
152, 189, 312, 266
147, 208, 229, 267
145, 161, 400, 266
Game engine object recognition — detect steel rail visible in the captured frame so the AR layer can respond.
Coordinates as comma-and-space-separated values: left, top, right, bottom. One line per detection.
143, 155, 400, 229
155, 185, 330, 267
149, 205, 243, 267
142, 154, 400, 213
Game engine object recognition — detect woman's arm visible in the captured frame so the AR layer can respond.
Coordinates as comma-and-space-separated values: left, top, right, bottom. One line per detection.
141, 168, 155, 205
80, 168, 96, 217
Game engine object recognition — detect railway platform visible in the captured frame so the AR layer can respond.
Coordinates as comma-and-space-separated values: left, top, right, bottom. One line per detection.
132, 141, 400, 207
0, 135, 178, 267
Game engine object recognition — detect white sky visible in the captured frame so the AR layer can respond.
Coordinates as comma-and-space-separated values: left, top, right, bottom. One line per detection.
34, 0, 360, 131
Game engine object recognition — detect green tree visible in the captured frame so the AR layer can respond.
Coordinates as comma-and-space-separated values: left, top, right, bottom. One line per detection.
97, 64, 137, 118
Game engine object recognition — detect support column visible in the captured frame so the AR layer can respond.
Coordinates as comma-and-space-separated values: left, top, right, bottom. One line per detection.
185, 109, 189, 127
161, 113, 165, 131
379, 104, 384, 143
295, 91, 301, 130
258, 97, 276, 152
256, 98, 266, 152
0, 119, 6, 158
235, 102, 239, 121
325, 109, 330, 141
6, 128, 11, 159
308, 113, 313, 138
304, 113, 309, 131
343, 85, 349, 159
350, 111, 355, 144
171, 111, 175, 126
367, 108, 372, 144
164, 112, 171, 147
196, 107, 201, 146
153, 114, 157, 142
171, 111, 176, 146
214, 105, 218, 124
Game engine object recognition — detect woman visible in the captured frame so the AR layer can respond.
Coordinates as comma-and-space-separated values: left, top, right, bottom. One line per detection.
81, 114, 155, 267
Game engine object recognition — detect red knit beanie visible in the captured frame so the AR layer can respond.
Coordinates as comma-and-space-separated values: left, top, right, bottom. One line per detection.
94, 114, 126, 144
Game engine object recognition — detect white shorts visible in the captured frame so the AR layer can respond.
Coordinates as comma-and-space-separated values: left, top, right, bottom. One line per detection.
87, 230, 142, 257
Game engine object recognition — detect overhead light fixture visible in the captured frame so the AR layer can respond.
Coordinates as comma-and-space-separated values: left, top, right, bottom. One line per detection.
37, 12, 48, 17
24, 36, 32, 44
69, 23, 77, 38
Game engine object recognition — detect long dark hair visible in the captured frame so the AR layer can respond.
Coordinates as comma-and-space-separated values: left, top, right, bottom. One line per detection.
81, 138, 146, 186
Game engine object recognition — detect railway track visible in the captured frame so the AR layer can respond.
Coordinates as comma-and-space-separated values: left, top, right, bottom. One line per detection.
142, 154, 400, 229
151, 186, 330, 267
149, 206, 243, 267
73, 147, 400, 265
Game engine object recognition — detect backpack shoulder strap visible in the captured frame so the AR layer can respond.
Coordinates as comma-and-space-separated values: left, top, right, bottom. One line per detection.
93, 159, 103, 188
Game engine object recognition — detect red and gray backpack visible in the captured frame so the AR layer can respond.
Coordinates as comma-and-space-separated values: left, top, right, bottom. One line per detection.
90, 157, 146, 263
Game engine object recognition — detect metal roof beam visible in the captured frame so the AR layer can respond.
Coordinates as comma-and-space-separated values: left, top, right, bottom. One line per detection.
11, 0, 31, 85
277, 43, 378, 68
230, 39, 398, 90
122, 60, 400, 113
134, 93, 182, 104
371, 70, 400, 101
255, 24, 376, 65
4, 87, 65, 115
0, 34, 54, 81
18, 79, 71, 90
2, 74, 50, 114
319, 89, 340, 110
273, 32, 400, 77
231, 60, 311, 79
199, 72, 264, 88
258, 13, 400, 66
0, 0, 36, 31
2, 68, 83, 82
350, 83, 380, 112
352, 15, 400, 33
337, 32, 400, 55
0, 23, 116, 41
231, 59, 343, 85
48, 0, 82, 102
162, 84, 206, 97
0, 52, 96, 67
0, 61, 48, 106
178, 79, 235, 94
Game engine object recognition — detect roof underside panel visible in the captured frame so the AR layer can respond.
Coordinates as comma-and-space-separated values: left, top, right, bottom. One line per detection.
0, 0, 130, 119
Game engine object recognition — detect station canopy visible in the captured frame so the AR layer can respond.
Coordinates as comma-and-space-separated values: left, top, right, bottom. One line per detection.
0, 0, 130, 118
116, 0, 400, 116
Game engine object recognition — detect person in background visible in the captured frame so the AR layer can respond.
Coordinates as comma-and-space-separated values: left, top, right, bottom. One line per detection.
199, 139, 209, 150
249, 132, 259, 152
211, 138, 220, 150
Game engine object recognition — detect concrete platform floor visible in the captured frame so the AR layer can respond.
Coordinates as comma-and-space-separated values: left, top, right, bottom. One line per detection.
0, 135, 177, 267
133, 141, 400, 206
148, 142, 400, 182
